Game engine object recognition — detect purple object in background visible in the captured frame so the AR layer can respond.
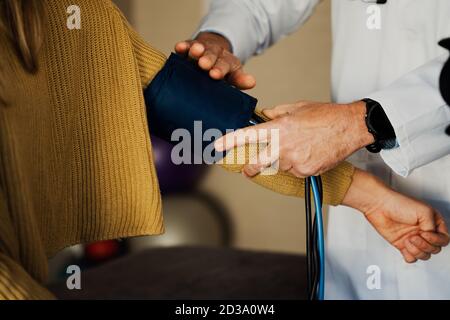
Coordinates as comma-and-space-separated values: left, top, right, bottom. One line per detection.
151, 135, 209, 194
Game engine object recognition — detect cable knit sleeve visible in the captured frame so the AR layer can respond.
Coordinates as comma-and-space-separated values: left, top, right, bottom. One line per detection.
0, 193, 54, 300
0, 0, 168, 300
0, 255, 54, 300
112, 4, 167, 88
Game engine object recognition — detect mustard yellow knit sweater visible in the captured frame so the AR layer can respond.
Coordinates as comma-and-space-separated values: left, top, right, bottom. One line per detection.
0, 0, 354, 300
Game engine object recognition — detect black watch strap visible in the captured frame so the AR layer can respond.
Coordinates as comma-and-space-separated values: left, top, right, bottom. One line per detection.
363, 98, 397, 153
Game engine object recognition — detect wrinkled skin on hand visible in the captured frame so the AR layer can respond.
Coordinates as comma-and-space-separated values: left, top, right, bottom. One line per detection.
215, 100, 374, 178
175, 32, 256, 90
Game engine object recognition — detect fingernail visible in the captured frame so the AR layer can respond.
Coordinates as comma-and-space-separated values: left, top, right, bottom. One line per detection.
210, 69, 222, 78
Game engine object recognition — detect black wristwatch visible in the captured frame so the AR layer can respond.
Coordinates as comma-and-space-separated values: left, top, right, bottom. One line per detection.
363, 98, 397, 153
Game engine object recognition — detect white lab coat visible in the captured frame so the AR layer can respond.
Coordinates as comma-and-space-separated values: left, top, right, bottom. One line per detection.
198, 0, 450, 299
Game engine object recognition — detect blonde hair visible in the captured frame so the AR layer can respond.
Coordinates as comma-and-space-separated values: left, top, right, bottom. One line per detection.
0, 0, 44, 105
1, 0, 44, 72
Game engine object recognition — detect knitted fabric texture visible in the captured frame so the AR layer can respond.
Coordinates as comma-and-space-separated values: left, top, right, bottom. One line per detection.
0, 0, 165, 299
0, 0, 354, 299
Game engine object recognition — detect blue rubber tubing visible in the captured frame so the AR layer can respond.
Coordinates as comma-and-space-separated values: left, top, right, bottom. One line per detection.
311, 176, 325, 300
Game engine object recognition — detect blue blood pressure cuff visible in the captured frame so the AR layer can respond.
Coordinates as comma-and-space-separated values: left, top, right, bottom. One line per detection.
144, 53, 259, 160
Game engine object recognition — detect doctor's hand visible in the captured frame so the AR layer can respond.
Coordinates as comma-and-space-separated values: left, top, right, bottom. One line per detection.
175, 32, 256, 90
215, 100, 375, 178
343, 169, 450, 263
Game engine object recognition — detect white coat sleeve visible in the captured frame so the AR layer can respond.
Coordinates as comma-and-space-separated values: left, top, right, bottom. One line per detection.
367, 54, 450, 177
196, 0, 320, 62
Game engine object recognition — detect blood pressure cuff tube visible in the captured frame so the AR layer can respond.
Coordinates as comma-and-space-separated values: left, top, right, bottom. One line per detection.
439, 38, 450, 135
144, 53, 258, 161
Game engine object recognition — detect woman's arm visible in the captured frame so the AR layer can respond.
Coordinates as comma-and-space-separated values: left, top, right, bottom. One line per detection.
220, 153, 449, 262
342, 168, 449, 263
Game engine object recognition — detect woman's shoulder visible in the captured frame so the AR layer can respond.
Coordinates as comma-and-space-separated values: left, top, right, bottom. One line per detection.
44, 0, 121, 14
42, 0, 166, 87
44, 0, 128, 31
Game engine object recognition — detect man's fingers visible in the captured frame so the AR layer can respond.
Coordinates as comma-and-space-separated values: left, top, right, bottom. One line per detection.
175, 41, 192, 54
409, 236, 441, 254
263, 104, 297, 119
214, 121, 278, 152
189, 42, 206, 59
262, 101, 313, 119
288, 167, 307, 179
243, 144, 279, 177
175, 37, 255, 89
227, 68, 256, 90
198, 50, 220, 71
175, 41, 218, 70
404, 239, 432, 261
278, 159, 293, 172
401, 248, 417, 264
210, 58, 232, 79
421, 231, 450, 247
214, 130, 246, 152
